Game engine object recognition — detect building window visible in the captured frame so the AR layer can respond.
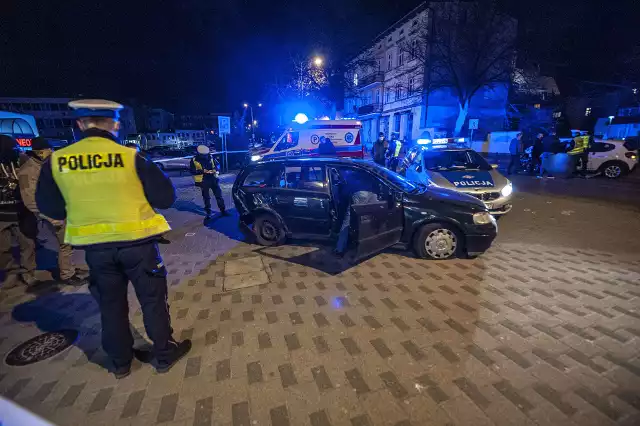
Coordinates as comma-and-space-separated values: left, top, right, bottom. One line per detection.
585, 107, 592, 117
377, 59, 381, 70
376, 89, 380, 104
394, 114, 401, 132
411, 40, 418, 58
408, 78, 414, 95
387, 54, 392, 70
398, 52, 404, 67
353, 73, 358, 86
395, 84, 402, 100
534, 104, 541, 109
553, 111, 562, 118
385, 89, 390, 103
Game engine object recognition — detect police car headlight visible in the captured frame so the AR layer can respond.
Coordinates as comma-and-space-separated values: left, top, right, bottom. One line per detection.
501, 182, 513, 197
250, 155, 262, 162
473, 212, 493, 225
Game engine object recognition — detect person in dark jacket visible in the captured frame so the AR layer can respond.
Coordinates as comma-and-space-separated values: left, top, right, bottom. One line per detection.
507, 132, 523, 175
190, 145, 226, 219
529, 133, 544, 175
18, 137, 84, 286
0, 135, 37, 288
36, 99, 190, 378
317, 136, 337, 156
372, 132, 388, 166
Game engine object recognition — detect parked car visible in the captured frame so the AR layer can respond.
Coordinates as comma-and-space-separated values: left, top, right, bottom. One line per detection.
583, 140, 638, 178
404, 144, 513, 215
145, 148, 193, 171
232, 157, 497, 260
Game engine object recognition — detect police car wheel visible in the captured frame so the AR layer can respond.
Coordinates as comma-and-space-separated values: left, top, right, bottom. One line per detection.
414, 223, 461, 260
254, 214, 286, 246
600, 161, 627, 179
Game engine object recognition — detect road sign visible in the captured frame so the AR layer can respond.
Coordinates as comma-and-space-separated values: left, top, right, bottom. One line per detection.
469, 119, 479, 130
218, 116, 231, 134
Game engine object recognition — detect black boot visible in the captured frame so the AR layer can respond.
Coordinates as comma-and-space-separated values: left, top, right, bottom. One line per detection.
156, 340, 192, 373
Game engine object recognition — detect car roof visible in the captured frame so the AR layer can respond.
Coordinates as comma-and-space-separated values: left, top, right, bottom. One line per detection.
253, 157, 378, 171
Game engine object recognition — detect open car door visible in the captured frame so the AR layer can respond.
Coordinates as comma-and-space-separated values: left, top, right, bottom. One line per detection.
351, 188, 403, 261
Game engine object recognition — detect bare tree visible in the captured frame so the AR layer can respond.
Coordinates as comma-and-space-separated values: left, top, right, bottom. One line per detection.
398, 0, 517, 135
342, 50, 379, 114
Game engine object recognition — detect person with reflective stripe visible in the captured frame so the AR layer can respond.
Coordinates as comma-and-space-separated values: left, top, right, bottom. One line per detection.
190, 145, 226, 219
35, 99, 191, 378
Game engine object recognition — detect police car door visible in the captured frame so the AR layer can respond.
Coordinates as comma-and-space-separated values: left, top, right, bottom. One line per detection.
348, 170, 403, 261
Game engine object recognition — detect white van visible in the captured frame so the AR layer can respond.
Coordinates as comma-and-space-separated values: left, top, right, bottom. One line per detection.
251, 120, 363, 162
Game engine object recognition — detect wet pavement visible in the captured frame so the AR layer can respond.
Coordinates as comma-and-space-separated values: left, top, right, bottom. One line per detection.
0, 171, 639, 426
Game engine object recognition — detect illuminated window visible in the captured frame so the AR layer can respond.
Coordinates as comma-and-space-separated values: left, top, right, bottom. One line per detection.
633, 88, 638, 94
585, 107, 592, 116
408, 78, 415, 95
385, 89, 390, 103
387, 54, 392, 70
353, 73, 358, 86
398, 52, 404, 67
534, 104, 541, 109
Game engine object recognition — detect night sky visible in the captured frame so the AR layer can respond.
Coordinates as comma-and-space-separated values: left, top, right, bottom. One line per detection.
2, 0, 638, 113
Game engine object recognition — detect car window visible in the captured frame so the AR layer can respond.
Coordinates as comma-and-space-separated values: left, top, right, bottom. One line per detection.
335, 167, 385, 197
243, 167, 281, 188
274, 132, 300, 152
279, 166, 325, 190
590, 143, 616, 153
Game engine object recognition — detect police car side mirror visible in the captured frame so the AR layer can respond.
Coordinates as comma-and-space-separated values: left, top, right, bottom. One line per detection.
491, 164, 499, 169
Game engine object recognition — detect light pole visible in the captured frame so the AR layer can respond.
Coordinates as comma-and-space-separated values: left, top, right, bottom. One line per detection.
243, 103, 262, 141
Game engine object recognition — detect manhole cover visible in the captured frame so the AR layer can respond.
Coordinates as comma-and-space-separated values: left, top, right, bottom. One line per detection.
5, 330, 78, 366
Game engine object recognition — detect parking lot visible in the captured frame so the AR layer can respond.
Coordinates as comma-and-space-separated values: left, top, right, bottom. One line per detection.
0, 170, 639, 426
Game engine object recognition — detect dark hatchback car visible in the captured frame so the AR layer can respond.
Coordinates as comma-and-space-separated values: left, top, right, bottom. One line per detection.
232, 158, 497, 260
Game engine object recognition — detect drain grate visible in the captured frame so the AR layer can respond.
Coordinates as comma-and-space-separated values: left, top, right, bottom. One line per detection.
5, 330, 78, 366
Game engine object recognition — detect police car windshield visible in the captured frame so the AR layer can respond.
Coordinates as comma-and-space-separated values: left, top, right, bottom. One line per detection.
423, 149, 492, 171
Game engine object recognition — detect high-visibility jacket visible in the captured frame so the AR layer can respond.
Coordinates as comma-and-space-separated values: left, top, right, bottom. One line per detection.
51, 136, 170, 246
190, 155, 219, 184
392, 141, 403, 157
568, 135, 589, 155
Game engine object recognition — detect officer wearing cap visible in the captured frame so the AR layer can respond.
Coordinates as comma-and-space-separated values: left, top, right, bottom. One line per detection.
190, 144, 227, 219
35, 99, 191, 378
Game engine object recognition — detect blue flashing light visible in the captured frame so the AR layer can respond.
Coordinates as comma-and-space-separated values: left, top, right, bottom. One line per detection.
294, 113, 309, 124
417, 139, 431, 145
457, 138, 465, 142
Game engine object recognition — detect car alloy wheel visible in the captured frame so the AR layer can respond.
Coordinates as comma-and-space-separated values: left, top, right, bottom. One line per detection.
424, 228, 458, 259
604, 164, 622, 178
260, 220, 279, 242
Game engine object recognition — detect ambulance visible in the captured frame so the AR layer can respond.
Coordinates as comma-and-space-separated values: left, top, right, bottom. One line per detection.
250, 120, 363, 162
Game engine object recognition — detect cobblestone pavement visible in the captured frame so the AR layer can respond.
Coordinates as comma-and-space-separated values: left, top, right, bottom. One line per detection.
1, 172, 639, 426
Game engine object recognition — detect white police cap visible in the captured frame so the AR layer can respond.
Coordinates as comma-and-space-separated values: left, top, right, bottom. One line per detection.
68, 99, 123, 119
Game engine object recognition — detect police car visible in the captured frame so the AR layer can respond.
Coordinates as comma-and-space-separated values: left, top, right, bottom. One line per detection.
404, 140, 513, 215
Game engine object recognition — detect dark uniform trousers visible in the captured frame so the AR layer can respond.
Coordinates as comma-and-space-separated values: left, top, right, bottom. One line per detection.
201, 177, 225, 214
86, 241, 173, 367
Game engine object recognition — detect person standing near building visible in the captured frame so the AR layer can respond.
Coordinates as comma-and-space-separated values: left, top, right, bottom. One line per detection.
507, 132, 523, 175
18, 137, 84, 286
372, 132, 388, 166
190, 145, 227, 219
36, 99, 190, 378
529, 132, 544, 175
0, 135, 37, 288
386, 133, 404, 172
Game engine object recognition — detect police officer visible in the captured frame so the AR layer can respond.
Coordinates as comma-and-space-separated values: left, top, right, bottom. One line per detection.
36, 99, 190, 378
386, 133, 404, 172
190, 145, 227, 219
568, 131, 591, 176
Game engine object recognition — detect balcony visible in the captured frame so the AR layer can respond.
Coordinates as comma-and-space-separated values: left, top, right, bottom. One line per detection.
358, 72, 384, 89
357, 103, 383, 116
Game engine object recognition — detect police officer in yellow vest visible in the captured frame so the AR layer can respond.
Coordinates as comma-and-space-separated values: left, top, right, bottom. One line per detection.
190, 145, 227, 219
35, 99, 191, 378
568, 132, 592, 175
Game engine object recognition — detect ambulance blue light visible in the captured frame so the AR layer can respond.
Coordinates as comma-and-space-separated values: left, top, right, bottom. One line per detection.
294, 113, 309, 124
457, 138, 465, 142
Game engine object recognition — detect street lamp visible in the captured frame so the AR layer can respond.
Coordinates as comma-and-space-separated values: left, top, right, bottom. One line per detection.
313, 56, 323, 67
243, 103, 263, 140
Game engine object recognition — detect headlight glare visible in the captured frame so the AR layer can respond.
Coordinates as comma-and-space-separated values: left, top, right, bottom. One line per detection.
501, 182, 513, 197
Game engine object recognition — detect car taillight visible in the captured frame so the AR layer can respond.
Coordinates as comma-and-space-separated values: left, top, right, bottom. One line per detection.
625, 152, 637, 160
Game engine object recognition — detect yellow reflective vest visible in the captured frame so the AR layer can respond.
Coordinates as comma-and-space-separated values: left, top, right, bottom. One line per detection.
568, 135, 589, 155
191, 156, 218, 184
51, 136, 170, 246
393, 141, 403, 157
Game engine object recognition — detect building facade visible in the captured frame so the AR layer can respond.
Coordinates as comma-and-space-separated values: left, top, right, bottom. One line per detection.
0, 97, 137, 142
344, 1, 514, 147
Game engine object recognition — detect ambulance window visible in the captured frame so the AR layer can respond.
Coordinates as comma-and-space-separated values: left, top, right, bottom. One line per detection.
274, 132, 299, 151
